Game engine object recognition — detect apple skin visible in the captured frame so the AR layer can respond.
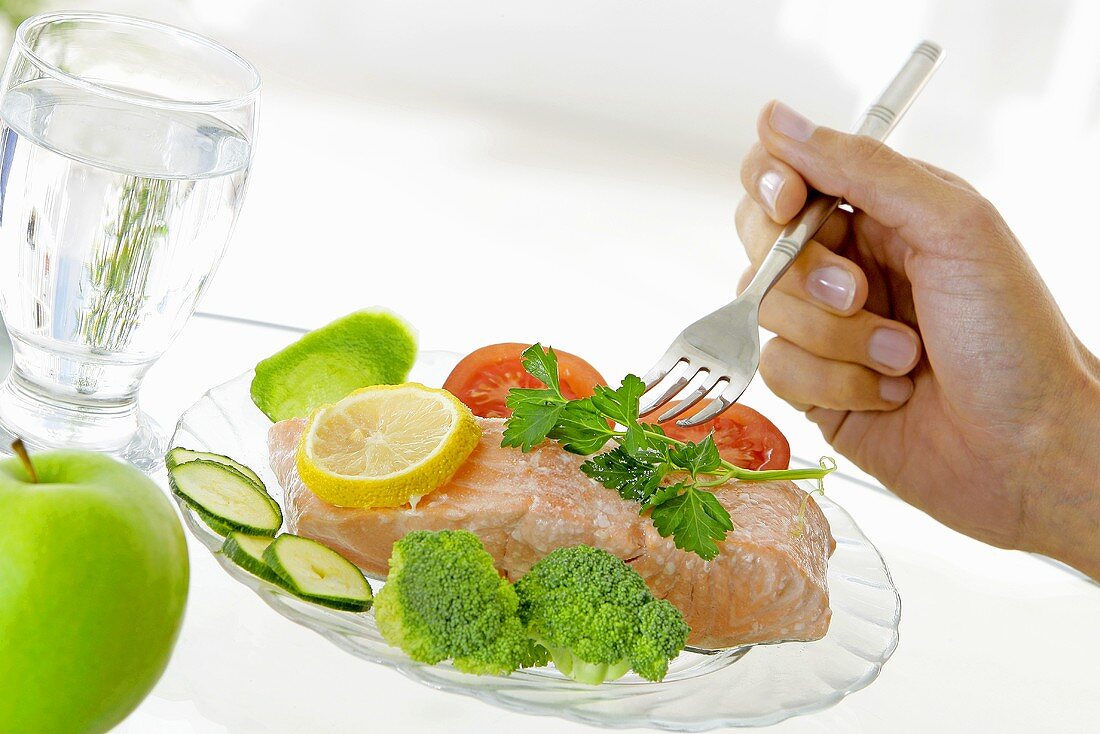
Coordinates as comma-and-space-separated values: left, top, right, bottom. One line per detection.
0, 450, 189, 734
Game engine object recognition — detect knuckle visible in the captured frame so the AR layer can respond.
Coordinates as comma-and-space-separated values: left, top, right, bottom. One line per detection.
932, 163, 978, 192
761, 293, 821, 348
972, 196, 1004, 230
756, 295, 798, 340
830, 366, 861, 404
953, 174, 978, 193
758, 338, 791, 384
949, 193, 1005, 239
850, 179, 880, 218
834, 137, 907, 215
832, 364, 882, 409
739, 142, 765, 181
846, 134, 884, 162
839, 135, 899, 177
734, 195, 753, 235
734, 198, 774, 261
804, 317, 845, 357
759, 335, 784, 364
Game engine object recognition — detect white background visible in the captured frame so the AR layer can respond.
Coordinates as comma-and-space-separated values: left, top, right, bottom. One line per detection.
7, 1, 1099, 732
90, 0, 1100, 478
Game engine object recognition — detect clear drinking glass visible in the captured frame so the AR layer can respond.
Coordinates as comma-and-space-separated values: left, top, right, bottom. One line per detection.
0, 12, 259, 471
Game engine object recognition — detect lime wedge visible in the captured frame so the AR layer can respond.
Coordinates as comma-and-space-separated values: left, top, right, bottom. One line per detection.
250, 309, 417, 422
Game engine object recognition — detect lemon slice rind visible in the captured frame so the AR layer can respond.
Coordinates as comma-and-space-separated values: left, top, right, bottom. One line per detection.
296, 383, 480, 508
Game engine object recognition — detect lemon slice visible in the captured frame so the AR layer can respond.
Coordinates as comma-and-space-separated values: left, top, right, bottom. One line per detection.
296, 383, 481, 508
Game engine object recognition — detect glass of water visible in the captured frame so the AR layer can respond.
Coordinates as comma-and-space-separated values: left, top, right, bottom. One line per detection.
0, 12, 258, 470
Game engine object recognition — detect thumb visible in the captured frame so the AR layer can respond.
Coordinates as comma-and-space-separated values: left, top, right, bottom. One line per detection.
757, 100, 984, 252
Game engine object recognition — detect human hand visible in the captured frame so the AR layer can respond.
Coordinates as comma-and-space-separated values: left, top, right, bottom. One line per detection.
736, 101, 1100, 578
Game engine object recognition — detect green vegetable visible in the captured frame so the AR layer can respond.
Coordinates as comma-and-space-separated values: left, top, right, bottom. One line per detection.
250, 309, 418, 422
515, 545, 689, 684
502, 344, 836, 560
168, 460, 282, 537
221, 532, 279, 583
263, 534, 373, 612
373, 530, 547, 675
165, 447, 264, 489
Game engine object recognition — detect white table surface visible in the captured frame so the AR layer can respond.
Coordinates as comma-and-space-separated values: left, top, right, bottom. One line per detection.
22, 1, 1097, 731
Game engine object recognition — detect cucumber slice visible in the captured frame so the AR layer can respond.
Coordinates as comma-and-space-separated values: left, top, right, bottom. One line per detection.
169, 460, 282, 537
222, 532, 280, 583
165, 447, 264, 489
193, 506, 246, 537
263, 534, 372, 612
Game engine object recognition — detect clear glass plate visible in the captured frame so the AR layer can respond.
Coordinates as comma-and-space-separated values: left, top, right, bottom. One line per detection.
169, 351, 901, 731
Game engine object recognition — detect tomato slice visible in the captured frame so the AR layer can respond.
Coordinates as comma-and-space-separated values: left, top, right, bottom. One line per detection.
647, 401, 790, 471
443, 343, 607, 418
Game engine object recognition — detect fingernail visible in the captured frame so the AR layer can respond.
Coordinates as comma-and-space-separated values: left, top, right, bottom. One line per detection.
769, 102, 816, 142
806, 265, 855, 311
869, 329, 919, 371
880, 376, 913, 404
758, 170, 784, 214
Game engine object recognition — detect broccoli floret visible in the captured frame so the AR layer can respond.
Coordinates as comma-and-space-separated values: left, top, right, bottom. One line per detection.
514, 545, 690, 684
375, 534, 689, 684
631, 597, 693, 681
373, 530, 546, 675
453, 615, 549, 675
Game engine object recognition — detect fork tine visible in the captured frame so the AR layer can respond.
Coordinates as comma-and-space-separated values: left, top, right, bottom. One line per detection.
640, 350, 684, 389
677, 379, 749, 426
655, 373, 723, 423
676, 394, 732, 427
639, 369, 695, 417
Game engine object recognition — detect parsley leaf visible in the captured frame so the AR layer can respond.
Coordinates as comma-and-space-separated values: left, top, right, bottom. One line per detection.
668, 435, 723, 477
621, 424, 668, 463
500, 344, 570, 451
520, 343, 561, 393
649, 486, 734, 561
642, 482, 683, 510
589, 374, 646, 425
548, 398, 615, 454
505, 386, 561, 411
581, 447, 667, 504
501, 393, 566, 451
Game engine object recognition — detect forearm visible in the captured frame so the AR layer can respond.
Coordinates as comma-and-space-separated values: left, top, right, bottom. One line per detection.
1020, 362, 1100, 580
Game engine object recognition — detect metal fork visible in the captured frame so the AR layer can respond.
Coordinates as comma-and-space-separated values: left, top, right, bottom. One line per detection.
639, 41, 944, 426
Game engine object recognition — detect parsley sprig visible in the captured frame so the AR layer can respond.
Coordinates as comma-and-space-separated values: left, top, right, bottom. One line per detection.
502, 344, 836, 560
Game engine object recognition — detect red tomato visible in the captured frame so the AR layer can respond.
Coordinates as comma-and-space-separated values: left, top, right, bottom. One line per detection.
648, 401, 791, 471
443, 343, 607, 418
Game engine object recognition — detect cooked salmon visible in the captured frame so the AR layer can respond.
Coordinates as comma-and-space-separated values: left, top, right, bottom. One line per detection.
269, 416, 833, 649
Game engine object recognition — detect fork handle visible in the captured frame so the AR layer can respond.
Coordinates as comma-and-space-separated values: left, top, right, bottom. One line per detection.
741, 41, 944, 303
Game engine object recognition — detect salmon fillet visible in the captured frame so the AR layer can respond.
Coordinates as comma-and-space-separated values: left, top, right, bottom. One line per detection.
270, 417, 833, 648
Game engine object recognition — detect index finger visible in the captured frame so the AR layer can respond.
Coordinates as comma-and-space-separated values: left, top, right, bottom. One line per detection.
735, 194, 851, 259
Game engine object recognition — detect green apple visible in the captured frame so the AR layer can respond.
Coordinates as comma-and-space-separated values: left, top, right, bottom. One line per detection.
0, 447, 189, 734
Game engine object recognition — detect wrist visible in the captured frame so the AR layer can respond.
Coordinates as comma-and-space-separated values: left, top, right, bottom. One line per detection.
1019, 365, 1100, 579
